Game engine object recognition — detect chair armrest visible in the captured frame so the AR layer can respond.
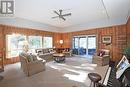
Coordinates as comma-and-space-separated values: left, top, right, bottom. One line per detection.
103, 55, 109, 57
102, 55, 110, 60
93, 55, 102, 59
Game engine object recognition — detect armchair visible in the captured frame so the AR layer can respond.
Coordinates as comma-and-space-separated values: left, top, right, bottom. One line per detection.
92, 49, 110, 66
19, 52, 46, 76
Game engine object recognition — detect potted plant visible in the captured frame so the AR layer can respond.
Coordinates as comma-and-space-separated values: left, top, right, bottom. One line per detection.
123, 45, 130, 62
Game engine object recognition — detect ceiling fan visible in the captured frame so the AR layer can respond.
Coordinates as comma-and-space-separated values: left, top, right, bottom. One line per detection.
52, 10, 71, 21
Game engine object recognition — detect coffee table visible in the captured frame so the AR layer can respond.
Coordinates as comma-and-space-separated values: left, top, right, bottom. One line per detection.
53, 53, 65, 63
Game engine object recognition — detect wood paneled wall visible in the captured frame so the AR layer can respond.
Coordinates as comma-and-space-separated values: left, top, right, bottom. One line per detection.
53, 33, 62, 48
127, 17, 130, 45
0, 19, 130, 63
61, 25, 127, 61
0, 24, 61, 64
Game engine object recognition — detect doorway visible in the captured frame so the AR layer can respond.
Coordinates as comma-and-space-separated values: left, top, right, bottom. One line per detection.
72, 35, 96, 58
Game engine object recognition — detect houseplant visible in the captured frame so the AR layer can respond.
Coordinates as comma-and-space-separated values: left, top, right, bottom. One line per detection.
123, 45, 130, 62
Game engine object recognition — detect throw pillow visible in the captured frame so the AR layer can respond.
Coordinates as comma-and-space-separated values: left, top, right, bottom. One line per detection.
38, 50, 42, 54
26, 54, 32, 62
32, 55, 37, 61
99, 51, 105, 57
97, 50, 105, 57
97, 51, 101, 56
29, 54, 37, 62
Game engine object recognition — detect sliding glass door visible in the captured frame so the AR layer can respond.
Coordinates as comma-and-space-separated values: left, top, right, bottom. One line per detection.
88, 36, 96, 55
72, 35, 96, 57
73, 37, 79, 55
79, 36, 87, 55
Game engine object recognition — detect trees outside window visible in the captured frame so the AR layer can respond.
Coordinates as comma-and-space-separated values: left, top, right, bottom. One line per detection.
43, 37, 53, 48
6, 34, 53, 58
6, 34, 26, 58
28, 36, 42, 49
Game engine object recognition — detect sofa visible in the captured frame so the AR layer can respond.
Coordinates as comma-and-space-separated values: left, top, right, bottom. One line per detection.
92, 49, 110, 66
62, 49, 72, 57
19, 52, 46, 76
36, 48, 56, 62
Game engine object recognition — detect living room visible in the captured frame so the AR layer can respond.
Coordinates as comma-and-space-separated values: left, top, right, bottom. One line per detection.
0, 0, 130, 87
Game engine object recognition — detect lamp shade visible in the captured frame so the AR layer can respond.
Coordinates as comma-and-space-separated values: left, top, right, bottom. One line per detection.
59, 40, 63, 44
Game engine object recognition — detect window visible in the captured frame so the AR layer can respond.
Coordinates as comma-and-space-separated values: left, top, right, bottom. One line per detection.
43, 37, 53, 48
6, 34, 26, 58
28, 36, 42, 49
6, 34, 53, 58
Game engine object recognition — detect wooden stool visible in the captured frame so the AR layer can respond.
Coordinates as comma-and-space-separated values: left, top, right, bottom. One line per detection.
88, 73, 101, 87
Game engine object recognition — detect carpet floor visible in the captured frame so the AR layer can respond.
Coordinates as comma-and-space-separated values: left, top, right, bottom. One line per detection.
0, 57, 108, 87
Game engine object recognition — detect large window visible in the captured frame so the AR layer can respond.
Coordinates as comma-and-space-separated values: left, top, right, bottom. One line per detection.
6, 34, 26, 58
43, 37, 53, 48
28, 36, 42, 49
6, 34, 53, 58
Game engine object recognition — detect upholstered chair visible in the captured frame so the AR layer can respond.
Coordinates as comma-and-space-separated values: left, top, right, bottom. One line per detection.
19, 52, 46, 76
92, 49, 110, 66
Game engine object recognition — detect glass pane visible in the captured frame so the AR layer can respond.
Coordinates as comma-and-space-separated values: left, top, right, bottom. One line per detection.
43, 37, 53, 48
73, 37, 79, 55
88, 36, 96, 55
73, 37, 78, 49
79, 37, 86, 55
28, 36, 42, 49
6, 34, 26, 58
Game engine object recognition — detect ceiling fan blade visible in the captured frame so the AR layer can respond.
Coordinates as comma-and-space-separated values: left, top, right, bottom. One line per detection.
61, 16, 66, 21
62, 13, 71, 16
54, 11, 60, 16
52, 16, 59, 19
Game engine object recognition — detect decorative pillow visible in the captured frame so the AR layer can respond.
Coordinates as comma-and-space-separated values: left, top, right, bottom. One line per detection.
49, 49, 53, 53
97, 51, 105, 57
97, 51, 101, 56
25, 53, 32, 62
38, 50, 42, 53
27, 54, 37, 62
43, 49, 49, 53
31, 54, 37, 61
99, 51, 105, 57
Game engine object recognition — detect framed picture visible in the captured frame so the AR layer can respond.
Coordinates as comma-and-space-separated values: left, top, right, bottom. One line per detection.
102, 36, 111, 44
